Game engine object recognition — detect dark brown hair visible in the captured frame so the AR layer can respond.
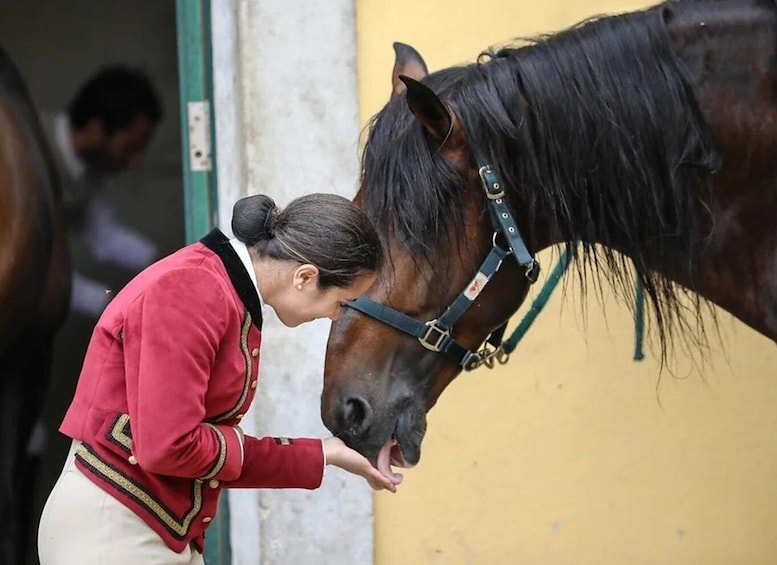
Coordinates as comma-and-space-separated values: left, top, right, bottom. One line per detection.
232, 193, 383, 288
68, 66, 163, 134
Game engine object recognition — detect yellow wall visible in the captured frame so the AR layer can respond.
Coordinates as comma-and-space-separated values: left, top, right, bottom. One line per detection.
356, 1, 777, 564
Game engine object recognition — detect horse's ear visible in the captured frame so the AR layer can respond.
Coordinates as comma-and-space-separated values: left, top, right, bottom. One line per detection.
400, 75, 452, 144
391, 42, 428, 98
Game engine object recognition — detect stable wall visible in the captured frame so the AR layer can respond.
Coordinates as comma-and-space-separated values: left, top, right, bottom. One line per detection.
355, 1, 777, 564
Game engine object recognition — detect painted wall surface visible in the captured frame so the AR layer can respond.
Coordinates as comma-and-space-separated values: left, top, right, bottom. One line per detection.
356, 2, 777, 564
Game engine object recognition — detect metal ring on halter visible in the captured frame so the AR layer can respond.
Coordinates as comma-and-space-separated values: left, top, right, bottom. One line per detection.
525, 259, 541, 283
482, 343, 499, 369
492, 232, 512, 257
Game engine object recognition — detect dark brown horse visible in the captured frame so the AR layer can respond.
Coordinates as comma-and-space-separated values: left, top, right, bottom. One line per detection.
0, 47, 70, 564
321, 0, 777, 477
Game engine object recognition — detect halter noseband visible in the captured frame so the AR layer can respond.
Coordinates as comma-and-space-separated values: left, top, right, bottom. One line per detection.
346, 151, 540, 371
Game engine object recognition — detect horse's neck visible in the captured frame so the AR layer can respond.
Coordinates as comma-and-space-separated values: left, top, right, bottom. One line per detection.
665, 1, 777, 338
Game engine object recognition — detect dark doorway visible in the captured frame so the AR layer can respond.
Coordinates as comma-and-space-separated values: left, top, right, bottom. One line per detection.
0, 2, 184, 563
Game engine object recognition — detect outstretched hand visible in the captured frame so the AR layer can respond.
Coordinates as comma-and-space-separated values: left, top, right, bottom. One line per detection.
323, 437, 403, 493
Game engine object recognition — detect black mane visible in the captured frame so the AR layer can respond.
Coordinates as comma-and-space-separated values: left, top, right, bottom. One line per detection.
360, 0, 724, 353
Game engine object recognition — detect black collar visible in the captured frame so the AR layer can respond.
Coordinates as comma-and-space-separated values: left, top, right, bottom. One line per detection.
200, 229, 263, 330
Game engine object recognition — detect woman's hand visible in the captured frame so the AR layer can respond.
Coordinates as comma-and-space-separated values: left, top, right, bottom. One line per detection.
322, 437, 403, 493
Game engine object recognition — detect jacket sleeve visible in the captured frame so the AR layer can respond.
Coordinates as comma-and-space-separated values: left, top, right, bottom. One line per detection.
122, 267, 245, 481
224, 435, 325, 489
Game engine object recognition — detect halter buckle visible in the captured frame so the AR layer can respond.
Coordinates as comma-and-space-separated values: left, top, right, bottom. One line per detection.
479, 165, 505, 200
419, 320, 450, 352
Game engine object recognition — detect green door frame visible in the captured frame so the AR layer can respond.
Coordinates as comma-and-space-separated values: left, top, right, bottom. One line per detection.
177, 0, 219, 243
176, 1, 231, 564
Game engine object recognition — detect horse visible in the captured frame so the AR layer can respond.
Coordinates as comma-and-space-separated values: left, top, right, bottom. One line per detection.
320, 0, 777, 477
0, 47, 70, 564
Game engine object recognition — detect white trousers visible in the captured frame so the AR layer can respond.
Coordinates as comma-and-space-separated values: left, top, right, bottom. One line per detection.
38, 441, 204, 565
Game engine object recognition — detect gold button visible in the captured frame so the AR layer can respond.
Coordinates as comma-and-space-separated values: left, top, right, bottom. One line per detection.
209, 479, 219, 488
250, 347, 259, 357
250, 380, 258, 389
202, 516, 212, 523
128, 455, 138, 465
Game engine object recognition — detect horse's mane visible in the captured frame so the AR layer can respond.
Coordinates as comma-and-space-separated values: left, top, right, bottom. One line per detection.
361, 0, 726, 355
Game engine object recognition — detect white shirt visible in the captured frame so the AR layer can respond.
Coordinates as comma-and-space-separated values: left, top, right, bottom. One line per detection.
53, 112, 158, 316
228, 238, 265, 310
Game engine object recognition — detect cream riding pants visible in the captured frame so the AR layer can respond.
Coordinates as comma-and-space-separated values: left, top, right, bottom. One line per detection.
38, 440, 204, 565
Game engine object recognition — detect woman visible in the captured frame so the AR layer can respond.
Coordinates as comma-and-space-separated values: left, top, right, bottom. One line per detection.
38, 193, 400, 564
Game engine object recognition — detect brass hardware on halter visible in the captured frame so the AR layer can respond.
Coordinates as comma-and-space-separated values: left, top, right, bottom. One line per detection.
525, 259, 541, 283
463, 343, 511, 371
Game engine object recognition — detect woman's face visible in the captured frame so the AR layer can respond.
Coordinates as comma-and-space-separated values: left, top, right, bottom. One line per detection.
274, 269, 377, 328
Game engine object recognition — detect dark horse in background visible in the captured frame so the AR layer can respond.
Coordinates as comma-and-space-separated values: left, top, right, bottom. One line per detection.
0, 47, 70, 564
322, 0, 777, 476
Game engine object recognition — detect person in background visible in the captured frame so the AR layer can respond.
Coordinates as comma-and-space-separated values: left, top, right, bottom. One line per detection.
38, 193, 402, 565
26, 66, 165, 526
26, 67, 165, 565
43, 64, 164, 316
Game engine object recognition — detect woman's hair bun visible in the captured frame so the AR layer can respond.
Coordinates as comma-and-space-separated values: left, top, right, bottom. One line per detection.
232, 194, 277, 245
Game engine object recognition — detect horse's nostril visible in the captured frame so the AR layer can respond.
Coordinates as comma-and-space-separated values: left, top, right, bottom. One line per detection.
342, 395, 373, 436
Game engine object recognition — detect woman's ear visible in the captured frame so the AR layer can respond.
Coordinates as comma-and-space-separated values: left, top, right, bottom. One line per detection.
293, 264, 320, 289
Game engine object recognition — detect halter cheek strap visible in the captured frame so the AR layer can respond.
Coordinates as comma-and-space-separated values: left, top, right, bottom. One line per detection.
475, 151, 539, 282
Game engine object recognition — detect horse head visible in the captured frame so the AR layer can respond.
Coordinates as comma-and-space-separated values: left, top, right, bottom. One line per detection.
321, 43, 535, 472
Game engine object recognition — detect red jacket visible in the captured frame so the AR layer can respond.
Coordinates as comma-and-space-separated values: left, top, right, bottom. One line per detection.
60, 229, 325, 553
